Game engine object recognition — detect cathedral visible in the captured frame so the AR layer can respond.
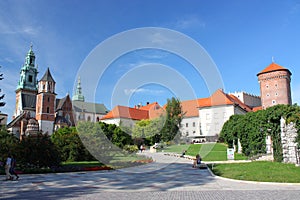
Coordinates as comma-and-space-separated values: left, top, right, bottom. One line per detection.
7, 46, 109, 139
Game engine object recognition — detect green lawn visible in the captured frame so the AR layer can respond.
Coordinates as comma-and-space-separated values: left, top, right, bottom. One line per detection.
163, 143, 247, 161
62, 161, 104, 167
209, 161, 300, 183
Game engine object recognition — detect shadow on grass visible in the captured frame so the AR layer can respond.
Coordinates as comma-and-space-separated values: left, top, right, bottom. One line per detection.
207, 164, 223, 176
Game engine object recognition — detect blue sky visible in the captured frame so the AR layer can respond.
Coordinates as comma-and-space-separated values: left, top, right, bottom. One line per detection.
1, 0, 300, 121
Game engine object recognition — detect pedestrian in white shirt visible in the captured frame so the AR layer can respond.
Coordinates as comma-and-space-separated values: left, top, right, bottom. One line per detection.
5, 154, 12, 180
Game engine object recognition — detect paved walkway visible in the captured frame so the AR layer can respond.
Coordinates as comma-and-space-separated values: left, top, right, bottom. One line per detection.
1, 152, 300, 200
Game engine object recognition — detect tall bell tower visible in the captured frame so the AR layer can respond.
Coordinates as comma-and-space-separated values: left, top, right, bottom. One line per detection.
36, 68, 56, 134
14, 45, 38, 118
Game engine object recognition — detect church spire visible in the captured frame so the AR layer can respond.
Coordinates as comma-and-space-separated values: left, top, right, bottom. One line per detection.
72, 76, 85, 102
16, 44, 38, 92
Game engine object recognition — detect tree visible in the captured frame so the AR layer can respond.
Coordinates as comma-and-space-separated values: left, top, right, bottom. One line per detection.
0, 66, 5, 124
15, 133, 61, 168
0, 128, 18, 163
99, 122, 133, 148
132, 117, 165, 145
220, 104, 300, 162
51, 127, 95, 162
161, 97, 185, 142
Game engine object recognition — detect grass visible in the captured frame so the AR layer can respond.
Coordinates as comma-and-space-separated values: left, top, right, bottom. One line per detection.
163, 143, 247, 161
209, 161, 300, 183
62, 161, 104, 167
0, 153, 153, 175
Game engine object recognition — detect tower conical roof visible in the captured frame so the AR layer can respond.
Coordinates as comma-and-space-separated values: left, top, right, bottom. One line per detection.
40, 68, 55, 83
257, 62, 291, 76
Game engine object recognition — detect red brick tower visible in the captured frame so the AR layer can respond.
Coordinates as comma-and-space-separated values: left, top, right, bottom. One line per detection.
36, 68, 56, 134
257, 62, 292, 109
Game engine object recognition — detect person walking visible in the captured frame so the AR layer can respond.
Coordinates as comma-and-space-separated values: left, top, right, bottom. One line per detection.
9, 155, 19, 180
5, 154, 12, 180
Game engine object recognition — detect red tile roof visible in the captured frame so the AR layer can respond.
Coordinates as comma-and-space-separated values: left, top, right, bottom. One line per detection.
180, 89, 252, 117
140, 102, 165, 119
101, 105, 149, 120
257, 62, 291, 76
101, 102, 165, 121
180, 99, 200, 117
252, 106, 262, 112
198, 89, 234, 108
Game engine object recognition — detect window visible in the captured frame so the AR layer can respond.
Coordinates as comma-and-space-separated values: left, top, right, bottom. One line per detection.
28, 75, 33, 82
275, 84, 278, 88
87, 116, 91, 121
193, 122, 195, 127
215, 123, 219, 131
206, 124, 211, 131
206, 113, 210, 120
272, 100, 276, 105
266, 85, 269, 88
186, 123, 188, 127
266, 93, 270, 97
214, 113, 218, 119
275, 92, 278, 96
47, 107, 50, 113
48, 97, 50, 102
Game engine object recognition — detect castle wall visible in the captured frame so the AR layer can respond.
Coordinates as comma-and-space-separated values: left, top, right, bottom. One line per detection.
280, 117, 299, 164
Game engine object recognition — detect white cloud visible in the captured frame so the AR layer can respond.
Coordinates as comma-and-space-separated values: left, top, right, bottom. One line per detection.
0, 26, 39, 35
175, 15, 206, 30
124, 88, 164, 96
149, 32, 172, 45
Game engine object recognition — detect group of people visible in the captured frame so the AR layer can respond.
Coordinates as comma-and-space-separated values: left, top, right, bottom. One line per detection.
4, 154, 19, 181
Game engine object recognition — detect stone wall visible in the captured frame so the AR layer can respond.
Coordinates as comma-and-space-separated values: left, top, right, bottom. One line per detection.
280, 117, 299, 164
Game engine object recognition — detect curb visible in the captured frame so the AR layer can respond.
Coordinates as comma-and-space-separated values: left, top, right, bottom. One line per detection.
206, 164, 300, 186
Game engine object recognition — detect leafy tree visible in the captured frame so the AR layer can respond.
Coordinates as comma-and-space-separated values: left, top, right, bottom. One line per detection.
132, 117, 164, 145
51, 127, 95, 162
15, 133, 61, 168
99, 122, 133, 148
161, 97, 185, 142
220, 104, 300, 162
77, 121, 122, 165
0, 128, 18, 163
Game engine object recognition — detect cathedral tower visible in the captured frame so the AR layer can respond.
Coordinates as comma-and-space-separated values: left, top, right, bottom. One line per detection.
14, 45, 38, 118
257, 62, 292, 109
36, 68, 56, 134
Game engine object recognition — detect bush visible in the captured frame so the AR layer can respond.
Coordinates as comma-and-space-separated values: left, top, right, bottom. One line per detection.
16, 133, 61, 169
123, 145, 139, 153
